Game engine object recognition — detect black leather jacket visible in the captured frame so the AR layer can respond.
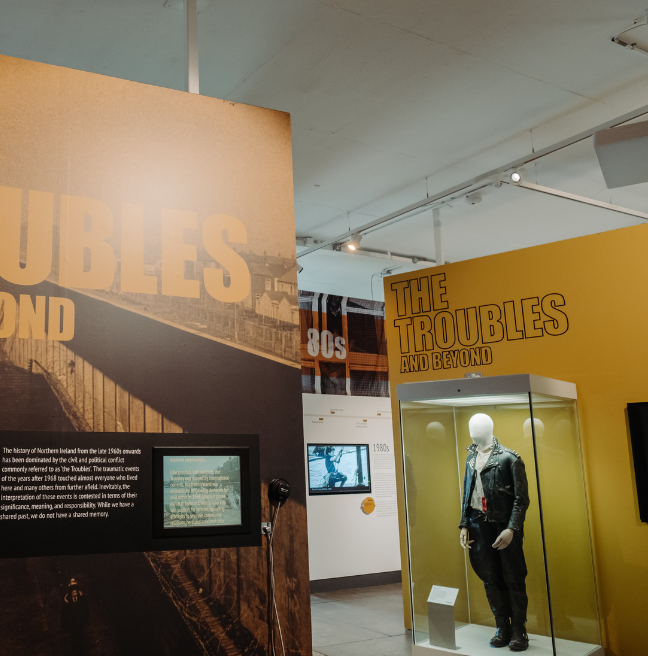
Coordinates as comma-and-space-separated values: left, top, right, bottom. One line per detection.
459, 437, 529, 532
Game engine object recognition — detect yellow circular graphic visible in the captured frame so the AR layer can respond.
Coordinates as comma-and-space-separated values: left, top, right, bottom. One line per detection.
361, 497, 376, 514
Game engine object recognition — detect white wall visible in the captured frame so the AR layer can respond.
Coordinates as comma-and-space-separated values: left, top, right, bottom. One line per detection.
303, 394, 401, 581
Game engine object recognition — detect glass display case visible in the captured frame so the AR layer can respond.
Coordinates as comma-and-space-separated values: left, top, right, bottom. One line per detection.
398, 374, 603, 656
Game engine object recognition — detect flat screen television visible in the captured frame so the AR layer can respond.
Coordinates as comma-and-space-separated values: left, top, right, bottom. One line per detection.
307, 443, 371, 495
152, 446, 254, 539
627, 402, 648, 523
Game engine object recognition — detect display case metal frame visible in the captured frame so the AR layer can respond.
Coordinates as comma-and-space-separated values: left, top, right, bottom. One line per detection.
397, 374, 577, 405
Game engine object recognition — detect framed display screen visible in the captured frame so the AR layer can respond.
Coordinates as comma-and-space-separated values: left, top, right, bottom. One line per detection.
153, 446, 253, 538
627, 402, 648, 523
307, 443, 371, 495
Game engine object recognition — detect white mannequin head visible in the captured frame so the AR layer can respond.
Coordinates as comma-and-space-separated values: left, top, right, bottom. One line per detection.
468, 413, 494, 449
523, 417, 545, 439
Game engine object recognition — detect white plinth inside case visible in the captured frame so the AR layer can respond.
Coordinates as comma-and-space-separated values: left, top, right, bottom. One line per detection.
412, 624, 604, 656
427, 586, 459, 650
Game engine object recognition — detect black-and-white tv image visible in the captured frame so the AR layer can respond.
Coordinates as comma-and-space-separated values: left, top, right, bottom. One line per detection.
307, 444, 371, 495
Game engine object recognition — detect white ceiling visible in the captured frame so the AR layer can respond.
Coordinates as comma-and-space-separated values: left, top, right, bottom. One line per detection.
2, 0, 648, 297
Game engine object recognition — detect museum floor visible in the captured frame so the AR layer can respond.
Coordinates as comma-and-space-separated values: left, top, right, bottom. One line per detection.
311, 583, 411, 656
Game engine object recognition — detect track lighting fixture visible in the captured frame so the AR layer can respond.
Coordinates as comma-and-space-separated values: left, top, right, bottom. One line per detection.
510, 171, 522, 183
346, 234, 363, 251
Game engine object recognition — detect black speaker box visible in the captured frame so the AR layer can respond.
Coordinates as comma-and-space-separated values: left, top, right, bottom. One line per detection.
626, 402, 648, 523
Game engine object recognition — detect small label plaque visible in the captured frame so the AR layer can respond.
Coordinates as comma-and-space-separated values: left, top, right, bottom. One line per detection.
428, 585, 460, 606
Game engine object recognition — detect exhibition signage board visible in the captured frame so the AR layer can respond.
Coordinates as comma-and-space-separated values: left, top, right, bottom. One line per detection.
0, 54, 309, 656
383, 224, 648, 655
0, 432, 260, 558
299, 291, 389, 396
302, 394, 401, 582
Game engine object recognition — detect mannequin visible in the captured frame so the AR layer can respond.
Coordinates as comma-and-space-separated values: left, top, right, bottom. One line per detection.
459, 414, 530, 651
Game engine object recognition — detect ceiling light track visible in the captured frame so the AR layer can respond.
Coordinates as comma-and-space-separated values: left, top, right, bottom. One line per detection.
359, 182, 496, 238
297, 101, 648, 260
326, 244, 434, 264
503, 180, 648, 221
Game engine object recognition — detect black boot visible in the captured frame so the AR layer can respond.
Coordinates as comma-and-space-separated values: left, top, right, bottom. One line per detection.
489, 617, 511, 648
509, 623, 529, 651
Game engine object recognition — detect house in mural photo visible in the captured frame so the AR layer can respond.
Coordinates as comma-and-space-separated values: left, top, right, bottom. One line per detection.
247, 257, 299, 325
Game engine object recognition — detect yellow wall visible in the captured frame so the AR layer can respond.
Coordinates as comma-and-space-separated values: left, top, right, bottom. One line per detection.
384, 223, 648, 656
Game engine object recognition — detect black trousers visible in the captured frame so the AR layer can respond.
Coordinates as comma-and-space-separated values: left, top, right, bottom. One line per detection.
467, 510, 528, 623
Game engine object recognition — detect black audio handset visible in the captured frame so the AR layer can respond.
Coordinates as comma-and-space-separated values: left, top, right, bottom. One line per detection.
268, 478, 290, 506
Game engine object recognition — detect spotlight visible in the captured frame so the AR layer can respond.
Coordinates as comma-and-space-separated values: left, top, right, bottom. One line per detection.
510, 171, 522, 183
346, 234, 362, 251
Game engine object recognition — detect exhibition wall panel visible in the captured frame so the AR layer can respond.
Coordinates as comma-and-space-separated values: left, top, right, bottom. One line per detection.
303, 394, 400, 581
383, 222, 648, 655
0, 54, 309, 655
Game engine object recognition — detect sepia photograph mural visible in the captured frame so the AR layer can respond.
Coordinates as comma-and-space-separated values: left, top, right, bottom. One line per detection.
0, 54, 309, 656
